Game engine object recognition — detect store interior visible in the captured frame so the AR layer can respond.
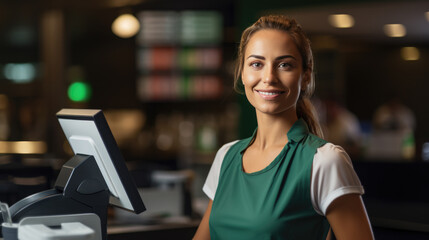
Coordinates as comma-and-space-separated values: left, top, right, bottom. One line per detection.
1, 0, 429, 239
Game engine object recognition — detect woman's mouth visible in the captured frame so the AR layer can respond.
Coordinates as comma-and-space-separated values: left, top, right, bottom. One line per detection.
255, 90, 285, 99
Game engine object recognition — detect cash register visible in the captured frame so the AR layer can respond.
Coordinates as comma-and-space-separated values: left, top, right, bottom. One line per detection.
0, 109, 146, 240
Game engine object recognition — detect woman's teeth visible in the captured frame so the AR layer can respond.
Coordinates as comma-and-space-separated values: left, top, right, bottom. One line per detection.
258, 91, 281, 95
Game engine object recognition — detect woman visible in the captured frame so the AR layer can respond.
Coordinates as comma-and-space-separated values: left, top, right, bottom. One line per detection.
194, 15, 374, 240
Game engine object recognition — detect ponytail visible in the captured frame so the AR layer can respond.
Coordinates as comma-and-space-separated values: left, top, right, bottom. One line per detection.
297, 98, 324, 138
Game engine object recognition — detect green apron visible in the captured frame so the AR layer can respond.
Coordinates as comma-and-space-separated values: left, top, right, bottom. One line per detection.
209, 119, 330, 240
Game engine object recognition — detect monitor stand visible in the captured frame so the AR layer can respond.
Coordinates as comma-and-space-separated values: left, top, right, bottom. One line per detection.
5, 154, 110, 240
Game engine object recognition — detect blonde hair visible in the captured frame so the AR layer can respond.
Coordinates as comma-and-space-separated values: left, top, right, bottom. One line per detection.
234, 15, 323, 138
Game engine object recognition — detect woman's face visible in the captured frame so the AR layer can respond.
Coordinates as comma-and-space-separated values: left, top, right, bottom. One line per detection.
242, 29, 307, 117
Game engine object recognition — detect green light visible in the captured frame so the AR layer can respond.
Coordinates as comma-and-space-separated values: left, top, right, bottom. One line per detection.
68, 82, 91, 102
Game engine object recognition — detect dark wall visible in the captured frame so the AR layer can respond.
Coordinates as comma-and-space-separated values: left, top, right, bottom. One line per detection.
344, 43, 429, 154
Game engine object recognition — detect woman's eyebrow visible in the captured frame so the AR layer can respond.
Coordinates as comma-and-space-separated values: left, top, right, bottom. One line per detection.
246, 55, 297, 60
246, 55, 264, 60
275, 55, 296, 61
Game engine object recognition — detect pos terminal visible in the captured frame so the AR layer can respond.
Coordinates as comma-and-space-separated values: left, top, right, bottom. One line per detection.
0, 109, 146, 240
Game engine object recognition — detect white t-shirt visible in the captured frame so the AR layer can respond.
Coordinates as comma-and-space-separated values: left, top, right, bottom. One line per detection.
203, 141, 364, 216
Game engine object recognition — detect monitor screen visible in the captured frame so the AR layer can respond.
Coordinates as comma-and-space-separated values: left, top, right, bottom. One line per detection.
56, 109, 145, 213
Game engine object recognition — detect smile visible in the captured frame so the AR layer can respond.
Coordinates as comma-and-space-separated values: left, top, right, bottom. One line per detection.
257, 91, 284, 96
255, 90, 286, 99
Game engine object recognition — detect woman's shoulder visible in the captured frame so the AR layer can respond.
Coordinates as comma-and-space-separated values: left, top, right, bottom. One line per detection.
311, 142, 363, 215
212, 140, 241, 161
217, 140, 240, 154
316, 142, 347, 156
314, 142, 353, 169
217, 136, 253, 154
301, 133, 329, 150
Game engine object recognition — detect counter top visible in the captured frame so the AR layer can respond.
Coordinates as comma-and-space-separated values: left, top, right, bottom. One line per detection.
107, 220, 199, 240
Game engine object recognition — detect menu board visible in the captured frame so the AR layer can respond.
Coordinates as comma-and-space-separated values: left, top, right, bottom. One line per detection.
136, 11, 223, 101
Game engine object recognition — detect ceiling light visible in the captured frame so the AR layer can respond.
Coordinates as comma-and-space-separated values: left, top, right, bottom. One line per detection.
328, 14, 355, 28
401, 47, 420, 61
112, 13, 140, 38
383, 24, 406, 37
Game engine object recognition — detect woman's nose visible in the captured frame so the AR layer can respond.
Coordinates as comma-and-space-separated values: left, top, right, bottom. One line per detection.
262, 66, 277, 84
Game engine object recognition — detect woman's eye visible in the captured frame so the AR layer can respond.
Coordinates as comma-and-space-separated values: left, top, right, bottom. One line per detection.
279, 62, 291, 69
250, 62, 262, 68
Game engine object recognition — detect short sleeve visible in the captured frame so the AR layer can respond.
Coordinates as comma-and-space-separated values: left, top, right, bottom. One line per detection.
202, 141, 238, 200
311, 143, 364, 216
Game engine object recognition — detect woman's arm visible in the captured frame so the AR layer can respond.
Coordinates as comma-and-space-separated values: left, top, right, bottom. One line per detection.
193, 200, 213, 240
326, 194, 374, 240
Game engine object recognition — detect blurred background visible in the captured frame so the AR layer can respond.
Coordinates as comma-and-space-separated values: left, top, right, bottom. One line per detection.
1, 0, 429, 239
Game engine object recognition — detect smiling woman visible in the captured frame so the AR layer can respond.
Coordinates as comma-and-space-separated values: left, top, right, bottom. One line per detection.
241, 29, 303, 118
193, 15, 374, 240
235, 14, 322, 140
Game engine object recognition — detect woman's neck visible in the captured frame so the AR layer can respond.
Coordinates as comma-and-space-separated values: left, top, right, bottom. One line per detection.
253, 110, 298, 150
